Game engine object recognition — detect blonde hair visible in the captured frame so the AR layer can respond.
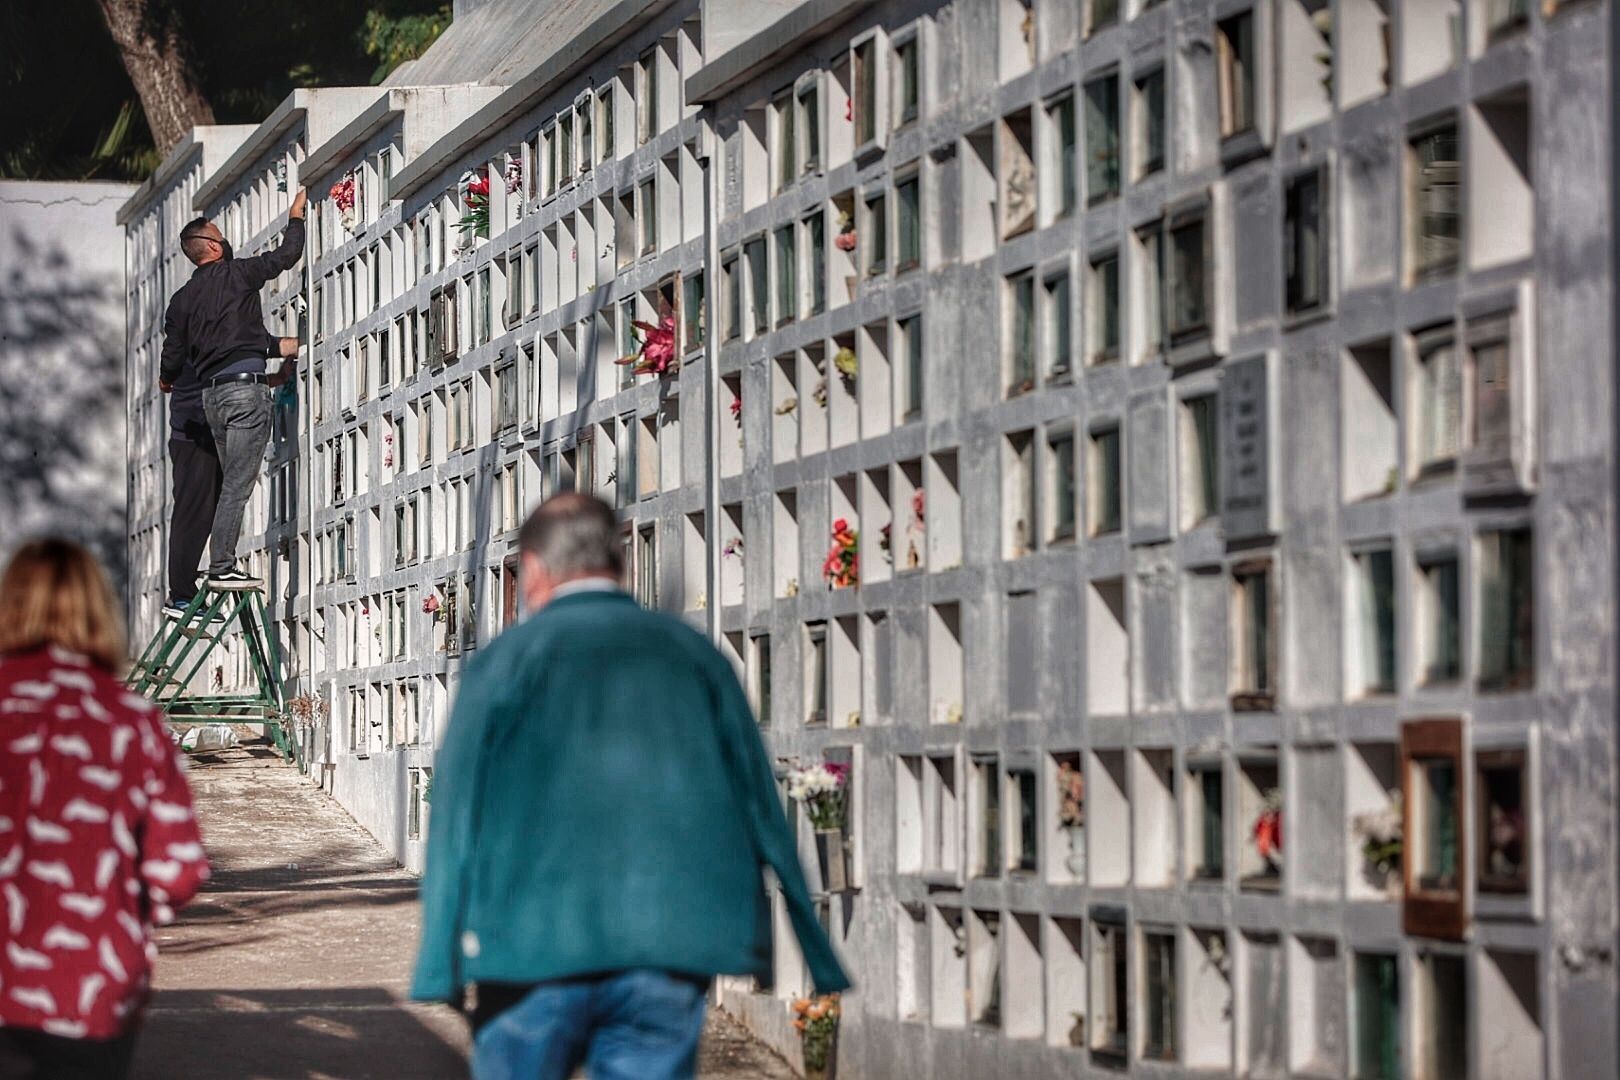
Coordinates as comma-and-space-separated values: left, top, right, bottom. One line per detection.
0, 539, 126, 672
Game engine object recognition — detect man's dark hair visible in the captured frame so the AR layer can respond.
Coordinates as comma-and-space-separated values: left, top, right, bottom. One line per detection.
518, 493, 623, 578
180, 217, 215, 263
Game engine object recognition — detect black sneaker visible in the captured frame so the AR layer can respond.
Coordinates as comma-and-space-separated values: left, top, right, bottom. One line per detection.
165, 599, 227, 623
207, 568, 262, 589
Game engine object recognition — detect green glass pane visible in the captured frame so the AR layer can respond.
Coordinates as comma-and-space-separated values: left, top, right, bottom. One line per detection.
1423, 760, 1458, 888
1354, 954, 1400, 1080
1200, 769, 1224, 876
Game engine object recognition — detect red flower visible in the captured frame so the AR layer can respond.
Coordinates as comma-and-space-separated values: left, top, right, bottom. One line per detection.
1253, 808, 1283, 861
467, 173, 491, 198
729, 396, 742, 422
329, 176, 356, 213
834, 230, 858, 253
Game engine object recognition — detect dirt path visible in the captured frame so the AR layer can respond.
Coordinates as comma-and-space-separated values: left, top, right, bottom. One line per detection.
131, 745, 795, 1079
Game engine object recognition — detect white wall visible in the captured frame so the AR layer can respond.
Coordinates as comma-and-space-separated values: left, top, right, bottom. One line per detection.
0, 180, 135, 584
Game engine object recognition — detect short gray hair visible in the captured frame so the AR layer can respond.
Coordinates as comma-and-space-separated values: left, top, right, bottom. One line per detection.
518, 493, 623, 578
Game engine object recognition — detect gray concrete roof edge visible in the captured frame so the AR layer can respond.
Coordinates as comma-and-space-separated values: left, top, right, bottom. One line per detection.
193, 87, 385, 213
116, 125, 257, 226
300, 93, 408, 192
192, 91, 310, 212
685, 0, 868, 105
388, 0, 673, 206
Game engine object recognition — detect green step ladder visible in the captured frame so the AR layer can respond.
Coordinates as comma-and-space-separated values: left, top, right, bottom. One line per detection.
126, 583, 291, 757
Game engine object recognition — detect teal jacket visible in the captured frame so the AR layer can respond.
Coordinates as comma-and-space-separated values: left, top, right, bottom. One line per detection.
411, 589, 851, 1001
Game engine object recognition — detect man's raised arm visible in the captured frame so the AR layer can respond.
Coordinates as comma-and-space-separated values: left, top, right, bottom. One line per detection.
236, 187, 308, 287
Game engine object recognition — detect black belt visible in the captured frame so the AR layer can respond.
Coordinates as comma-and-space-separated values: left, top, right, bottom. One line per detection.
210, 371, 269, 387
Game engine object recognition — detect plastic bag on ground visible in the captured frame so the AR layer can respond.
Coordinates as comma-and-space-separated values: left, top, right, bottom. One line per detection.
180, 724, 239, 752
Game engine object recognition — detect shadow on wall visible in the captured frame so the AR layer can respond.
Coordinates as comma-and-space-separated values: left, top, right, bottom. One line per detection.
0, 226, 128, 586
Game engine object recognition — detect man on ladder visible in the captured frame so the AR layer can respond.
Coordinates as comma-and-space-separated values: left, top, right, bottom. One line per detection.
160, 187, 307, 592
164, 331, 300, 618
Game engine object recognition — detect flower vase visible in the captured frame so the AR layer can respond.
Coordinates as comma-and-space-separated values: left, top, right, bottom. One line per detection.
815, 827, 848, 893
804, 1029, 838, 1080
1064, 826, 1086, 878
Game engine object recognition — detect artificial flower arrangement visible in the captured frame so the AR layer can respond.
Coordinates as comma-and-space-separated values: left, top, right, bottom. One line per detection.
458, 170, 491, 242
1352, 794, 1403, 887
785, 759, 849, 830
616, 312, 678, 377
834, 209, 857, 253
722, 537, 745, 559
812, 378, 830, 409
421, 592, 443, 622
504, 158, 524, 195
1253, 788, 1283, 869
329, 173, 357, 233
284, 692, 330, 730
729, 395, 743, 424
792, 994, 841, 1080
382, 430, 395, 470
903, 488, 925, 568
1058, 760, 1085, 830
832, 346, 858, 390
775, 395, 799, 415
821, 518, 859, 589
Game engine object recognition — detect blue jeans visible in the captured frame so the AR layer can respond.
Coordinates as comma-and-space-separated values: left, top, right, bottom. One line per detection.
472, 970, 709, 1080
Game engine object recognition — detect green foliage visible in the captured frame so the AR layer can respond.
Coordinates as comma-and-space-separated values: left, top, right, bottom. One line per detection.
2, 1, 453, 181
363, 4, 452, 83
1, 99, 160, 182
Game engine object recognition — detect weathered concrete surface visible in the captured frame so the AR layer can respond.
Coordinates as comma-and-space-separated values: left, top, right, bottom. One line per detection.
0, 179, 135, 585
133, 746, 797, 1079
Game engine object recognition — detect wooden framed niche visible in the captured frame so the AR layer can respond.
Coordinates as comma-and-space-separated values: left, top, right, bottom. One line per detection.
1401, 716, 1468, 940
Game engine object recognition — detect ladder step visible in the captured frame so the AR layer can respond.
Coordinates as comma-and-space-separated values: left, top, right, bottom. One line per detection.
126, 582, 284, 763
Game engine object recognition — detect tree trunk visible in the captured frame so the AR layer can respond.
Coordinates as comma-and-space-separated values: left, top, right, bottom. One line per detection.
93, 0, 214, 155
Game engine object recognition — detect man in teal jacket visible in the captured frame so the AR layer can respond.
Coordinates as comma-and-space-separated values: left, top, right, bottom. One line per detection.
412, 493, 850, 1079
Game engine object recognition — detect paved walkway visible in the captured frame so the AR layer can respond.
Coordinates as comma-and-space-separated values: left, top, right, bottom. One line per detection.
132, 744, 797, 1080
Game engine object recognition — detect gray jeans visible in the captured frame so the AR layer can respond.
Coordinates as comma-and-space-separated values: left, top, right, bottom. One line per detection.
201, 381, 272, 574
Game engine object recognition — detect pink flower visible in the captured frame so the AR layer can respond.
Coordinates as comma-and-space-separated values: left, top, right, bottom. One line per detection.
616, 313, 678, 376
729, 396, 742, 422
329, 176, 356, 213
421, 594, 441, 615
834, 230, 857, 253
822, 520, 859, 588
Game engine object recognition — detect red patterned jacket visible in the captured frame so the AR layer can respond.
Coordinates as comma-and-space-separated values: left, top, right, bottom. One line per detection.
0, 646, 209, 1039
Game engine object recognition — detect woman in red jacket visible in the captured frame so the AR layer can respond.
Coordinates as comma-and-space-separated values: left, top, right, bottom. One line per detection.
0, 539, 209, 1079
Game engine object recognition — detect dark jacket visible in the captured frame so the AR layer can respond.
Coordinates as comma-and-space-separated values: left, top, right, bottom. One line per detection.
160, 219, 304, 386
412, 590, 851, 1001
